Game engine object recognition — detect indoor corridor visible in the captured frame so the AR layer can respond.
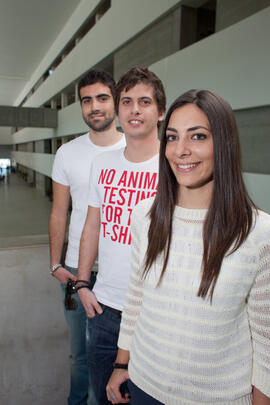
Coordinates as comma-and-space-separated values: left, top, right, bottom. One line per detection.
0, 173, 52, 247
0, 172, 69, 404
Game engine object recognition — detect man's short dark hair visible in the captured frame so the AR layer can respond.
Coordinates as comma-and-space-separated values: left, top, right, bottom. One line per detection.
78, 69, 116, 102
115, 66, 166, 115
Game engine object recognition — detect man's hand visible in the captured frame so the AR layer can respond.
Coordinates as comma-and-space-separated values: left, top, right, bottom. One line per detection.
53, 266, 77, 284
106, 369, 130, 404
77, 288, 103, 318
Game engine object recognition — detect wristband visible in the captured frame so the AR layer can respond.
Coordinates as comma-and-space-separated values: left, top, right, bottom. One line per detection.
50, 263, 62, 276
75, 280, 90, 286
113, 362, 128, 370
76, 285, 90, 292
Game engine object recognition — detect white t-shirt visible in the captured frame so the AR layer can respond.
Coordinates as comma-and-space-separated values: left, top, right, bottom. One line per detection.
88, 147, 159, 310
52, 133, 126, 267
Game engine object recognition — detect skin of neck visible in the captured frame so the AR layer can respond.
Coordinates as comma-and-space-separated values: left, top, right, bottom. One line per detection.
177, 180, 214, 209
124, 130, 160, 163
88, 121, 123, 147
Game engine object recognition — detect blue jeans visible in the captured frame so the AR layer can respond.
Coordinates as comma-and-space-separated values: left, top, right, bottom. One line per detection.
61, 265, 96, 405
87, 303, 128, 405
128, 380, 164, 405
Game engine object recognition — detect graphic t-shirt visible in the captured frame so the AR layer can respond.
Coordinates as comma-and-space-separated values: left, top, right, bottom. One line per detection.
88, 147, 159, 309
52, 133, 126, 267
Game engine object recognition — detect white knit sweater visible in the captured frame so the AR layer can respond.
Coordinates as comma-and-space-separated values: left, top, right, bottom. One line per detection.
118, 197, 270, 405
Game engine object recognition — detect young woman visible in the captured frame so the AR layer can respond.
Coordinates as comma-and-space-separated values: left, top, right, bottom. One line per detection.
106, 90, 270, 405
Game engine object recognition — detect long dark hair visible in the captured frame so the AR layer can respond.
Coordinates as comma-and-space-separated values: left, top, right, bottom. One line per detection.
144, 89, 257, 300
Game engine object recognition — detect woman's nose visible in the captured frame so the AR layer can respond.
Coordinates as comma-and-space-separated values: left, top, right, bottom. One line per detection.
175, 138, 191, 157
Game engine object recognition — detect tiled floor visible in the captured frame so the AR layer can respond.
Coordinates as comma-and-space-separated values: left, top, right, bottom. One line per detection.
0, 174, 52, 248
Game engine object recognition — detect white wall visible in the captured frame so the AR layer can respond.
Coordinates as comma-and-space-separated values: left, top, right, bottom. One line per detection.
12, 102, 88, 145
0, 128, 12, 145
150, 6, 270, 110
12, 128, 54, 144
11, 102, 90, 178
57, 102, 88, 137
22, 0, 179, 108
14, 0, 100, 106
12, 151, 55, 177
244, 173, 270, 213
148, 6, 270, 213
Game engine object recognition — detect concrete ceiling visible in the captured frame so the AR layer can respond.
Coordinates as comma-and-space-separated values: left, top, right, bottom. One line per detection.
0, 0, 81, 144
0, 0, 81, 107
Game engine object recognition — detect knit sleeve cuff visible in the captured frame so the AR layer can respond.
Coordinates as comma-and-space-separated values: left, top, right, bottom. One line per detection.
117, 332, 133, 352
252, 363, 270, 397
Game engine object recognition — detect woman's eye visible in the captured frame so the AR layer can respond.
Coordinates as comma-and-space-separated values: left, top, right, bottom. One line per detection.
192, 133, 207, 140
166, 134, 177, 142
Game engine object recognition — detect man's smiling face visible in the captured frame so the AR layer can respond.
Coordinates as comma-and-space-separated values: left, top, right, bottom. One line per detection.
80, 82, 115, 132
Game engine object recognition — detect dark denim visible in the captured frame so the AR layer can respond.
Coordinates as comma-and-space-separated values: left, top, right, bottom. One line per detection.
86, 304, 128, 405
61, 265, 96, 405
128, 380, 164, 405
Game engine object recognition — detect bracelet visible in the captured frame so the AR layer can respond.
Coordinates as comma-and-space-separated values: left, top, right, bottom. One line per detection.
76, 285, 90, 292
75, 280, 90, 286
113, 362, 128, 370
50, 263, 62, 276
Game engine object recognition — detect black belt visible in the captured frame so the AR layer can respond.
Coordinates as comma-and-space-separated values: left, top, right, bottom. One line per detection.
98, 302, 122, 318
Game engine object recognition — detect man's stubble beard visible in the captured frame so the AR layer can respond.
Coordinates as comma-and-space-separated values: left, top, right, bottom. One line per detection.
83, 114, 115, 132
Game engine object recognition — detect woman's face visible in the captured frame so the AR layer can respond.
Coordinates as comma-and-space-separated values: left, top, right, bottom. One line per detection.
165, 103, 214, 198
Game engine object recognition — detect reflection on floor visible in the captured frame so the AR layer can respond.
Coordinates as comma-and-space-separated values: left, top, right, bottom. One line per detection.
0, 173, 52, 248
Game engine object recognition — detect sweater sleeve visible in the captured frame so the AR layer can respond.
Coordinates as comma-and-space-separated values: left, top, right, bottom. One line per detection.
118, 206, 144, 351
248, 239, 270, 398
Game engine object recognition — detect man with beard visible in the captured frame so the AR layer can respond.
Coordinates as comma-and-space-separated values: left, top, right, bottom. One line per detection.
49, 69, 125, 405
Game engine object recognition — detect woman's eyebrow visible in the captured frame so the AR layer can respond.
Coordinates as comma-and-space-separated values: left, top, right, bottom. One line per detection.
187, 125, 210, 132
166, 127, 178, 133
